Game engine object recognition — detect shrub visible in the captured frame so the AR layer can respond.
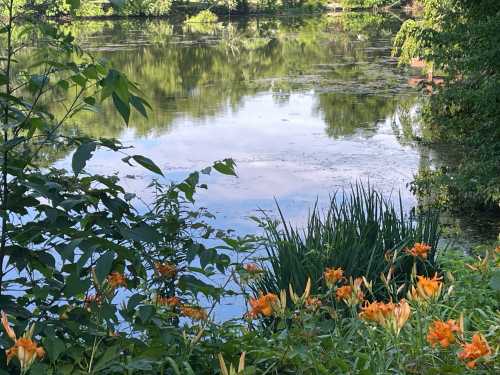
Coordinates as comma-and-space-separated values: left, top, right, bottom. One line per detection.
340, 0, 392, 8
19, 0, 109, 17
185, 9, 219, 24
393, 0, 500, 211
114, 0, 173, 17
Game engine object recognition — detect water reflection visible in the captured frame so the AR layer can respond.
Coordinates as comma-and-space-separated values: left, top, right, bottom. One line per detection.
46, 13, 425, 238
54, 13, 413, 139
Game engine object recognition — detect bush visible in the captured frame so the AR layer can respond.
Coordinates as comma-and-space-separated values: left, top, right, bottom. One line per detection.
19, 0, 109, 17
393, 0, 500, 211
115, 0, 173, 16
340, 0, 392, 8
184, 9, 219, 24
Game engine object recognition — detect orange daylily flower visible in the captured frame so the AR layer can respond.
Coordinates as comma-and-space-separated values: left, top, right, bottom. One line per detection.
389, 299, 411, 335
248, 293, 278, 318
108, 330, 120, 337
7, 337, 45, 368
1, 311, 16, 341
427, 319, 461, 348
360, 300, 411, 335
243, 263, 262, 274
324, 267, 344, 287
458, 333, 491, 369
305, 296, 322, 311
157, 296, 181, 307
336, 278, 364, 306
107, 272, 127, 288
406, 242, 432, 259
359, 301, 395, 325
410, 274, 443, 301
181, 306, 208, 321
336, 285, 353, 300
154, 262, 178, 278
1, 312, 45, 372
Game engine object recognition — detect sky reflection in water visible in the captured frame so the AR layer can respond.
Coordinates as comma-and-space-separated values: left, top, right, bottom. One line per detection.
57, 14, 420, 229
54, 14, 424, 319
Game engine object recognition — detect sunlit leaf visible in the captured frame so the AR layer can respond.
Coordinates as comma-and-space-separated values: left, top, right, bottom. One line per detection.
213, 159, 237, 176
132, 155, 164, 176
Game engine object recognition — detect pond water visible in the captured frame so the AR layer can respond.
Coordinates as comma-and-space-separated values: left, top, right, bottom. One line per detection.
54, 13, 427, 234
47, 13, 496, 319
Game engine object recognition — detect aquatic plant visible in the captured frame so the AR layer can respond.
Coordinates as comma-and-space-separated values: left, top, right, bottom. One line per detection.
252, 183, 440, 302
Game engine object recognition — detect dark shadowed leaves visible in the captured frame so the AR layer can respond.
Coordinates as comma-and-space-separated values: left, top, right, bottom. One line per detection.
72, 142, 97, 175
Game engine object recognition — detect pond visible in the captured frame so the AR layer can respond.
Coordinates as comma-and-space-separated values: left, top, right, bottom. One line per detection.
45, 13, 497, 319
53, 13, 428, 235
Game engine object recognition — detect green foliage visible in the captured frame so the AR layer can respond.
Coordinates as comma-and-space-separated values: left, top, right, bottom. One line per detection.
113, 0, 173, 17
185, 9, 219, 24
0, 1, 237, 373
74, 1, 110, 17
340, 0, 392, 8
1, 1, 498, 374
196, 245, 500, 374
8, 0, 173, 17
16, 0, 110, 17
252, 184, 441, 301
394, 0, 500, 211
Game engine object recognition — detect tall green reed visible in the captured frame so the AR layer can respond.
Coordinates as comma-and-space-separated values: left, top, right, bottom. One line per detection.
253, 183, 440, 300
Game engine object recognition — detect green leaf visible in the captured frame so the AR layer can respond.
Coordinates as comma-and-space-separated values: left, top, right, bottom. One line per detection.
27, 74, 48, 94
165, 358, 182, 375
71, 74, 87, 88
0, 73, 7, 86
112, 92, 130, 124
213, 159, 237, 176
83, 65, 98, 80
126, 360, 153, 371
119, 223, 161, 243
177, 182, 195, 202
93, 345, 120, 372
178, 275, 219, 297
27, 363, 49, 375
130, 95, 148, 118
137, 305, 155, 323
127, 293, 145, 311
132, 155, 164, 176
64, 274, 91, 297
84, 97, 96, 105
66, 0, 81, 9
490, 269, 500, 291
43, 336, 66, 363
72, 142, 97, 175
95, 252, 115, 285
57, 79, 69, 91
114, 75, 130, 104
59, 239, 83, 262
